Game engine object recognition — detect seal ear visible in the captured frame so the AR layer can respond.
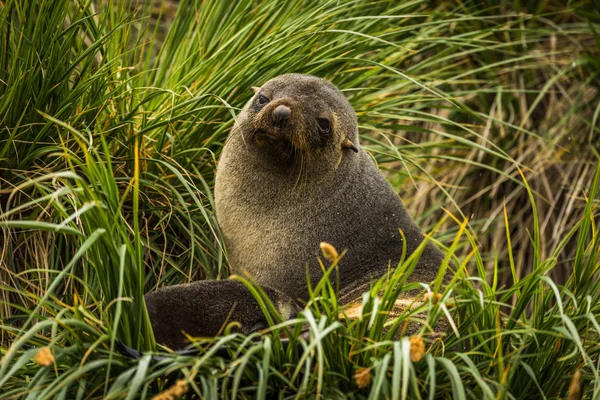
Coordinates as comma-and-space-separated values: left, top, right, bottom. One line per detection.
251, 86, 261, 94
342, 137, 359, 153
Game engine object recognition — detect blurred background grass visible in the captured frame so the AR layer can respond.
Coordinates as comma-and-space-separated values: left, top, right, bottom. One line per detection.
0, 0, 599, 398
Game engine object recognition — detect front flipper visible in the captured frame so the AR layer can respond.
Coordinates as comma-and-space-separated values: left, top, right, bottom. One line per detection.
144, 279, 300, 350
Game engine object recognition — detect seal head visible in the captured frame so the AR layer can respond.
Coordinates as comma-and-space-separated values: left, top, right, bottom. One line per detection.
235, 74, 359, 173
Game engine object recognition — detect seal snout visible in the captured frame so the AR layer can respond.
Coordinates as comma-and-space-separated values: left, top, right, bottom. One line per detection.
272, 105, 291, 128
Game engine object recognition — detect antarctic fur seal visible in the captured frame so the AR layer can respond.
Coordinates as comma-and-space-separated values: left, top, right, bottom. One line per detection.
144, 74, 449, 350
214, 73, 448, 303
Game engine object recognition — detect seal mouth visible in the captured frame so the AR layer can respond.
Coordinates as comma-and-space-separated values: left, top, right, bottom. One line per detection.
250, 128, 296, 158
251, 127, 296, 148
252, 128, 280, 140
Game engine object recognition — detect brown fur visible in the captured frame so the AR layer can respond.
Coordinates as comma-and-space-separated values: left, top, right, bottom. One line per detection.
145, 74, 449, 350
145, 280, 299, 349
215, 74, 448, 303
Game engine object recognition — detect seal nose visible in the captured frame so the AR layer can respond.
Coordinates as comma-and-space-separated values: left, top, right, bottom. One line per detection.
272, 105, 291, 128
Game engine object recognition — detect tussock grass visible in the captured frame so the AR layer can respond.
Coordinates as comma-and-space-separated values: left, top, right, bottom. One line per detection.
0, 0, 599, 398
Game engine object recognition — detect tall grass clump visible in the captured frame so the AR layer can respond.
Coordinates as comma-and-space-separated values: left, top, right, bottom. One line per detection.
1, 0, 599, 398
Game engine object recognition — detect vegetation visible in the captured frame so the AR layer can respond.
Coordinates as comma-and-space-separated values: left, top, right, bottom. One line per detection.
0, 0, 599, 398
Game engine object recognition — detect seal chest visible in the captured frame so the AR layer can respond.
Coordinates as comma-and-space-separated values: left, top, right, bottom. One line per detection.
215, 74, 447, 303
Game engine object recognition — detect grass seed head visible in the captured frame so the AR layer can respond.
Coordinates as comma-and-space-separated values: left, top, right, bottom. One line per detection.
410, 336, 425, 362
152, 379, 189, 400
354, 367, 372, 389
320, 242, 339, 262
33, 347, 54, 367
424, 292, 443, 304
568, 370, 581, 400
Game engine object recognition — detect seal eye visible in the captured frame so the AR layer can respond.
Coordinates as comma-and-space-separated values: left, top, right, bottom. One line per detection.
258, 94, 270, 105
317, 117, 331, 134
